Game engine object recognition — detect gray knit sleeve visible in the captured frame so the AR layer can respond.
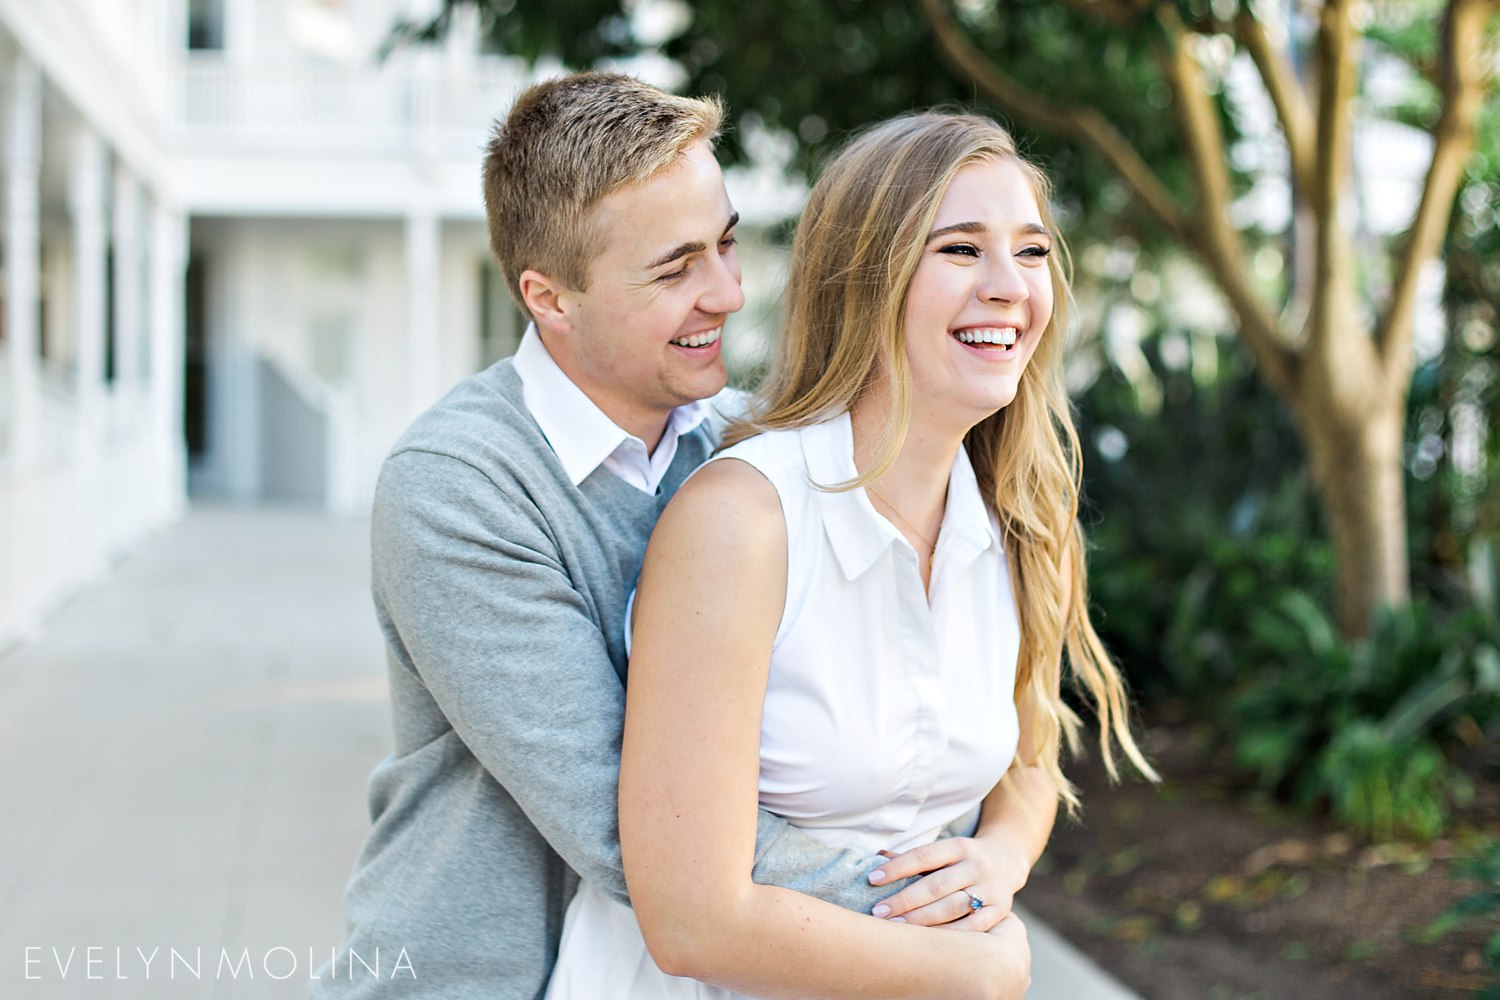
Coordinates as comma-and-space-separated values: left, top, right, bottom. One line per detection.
373, 450, 638, 904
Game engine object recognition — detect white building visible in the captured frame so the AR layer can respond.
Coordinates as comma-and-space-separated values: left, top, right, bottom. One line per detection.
0, 0, 800, 652
0, 0, 542, 650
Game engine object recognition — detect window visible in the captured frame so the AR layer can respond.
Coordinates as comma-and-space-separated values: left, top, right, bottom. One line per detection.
188, 0, 225, 50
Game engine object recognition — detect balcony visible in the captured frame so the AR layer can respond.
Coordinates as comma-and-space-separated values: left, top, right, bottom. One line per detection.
175, 52, 527, 159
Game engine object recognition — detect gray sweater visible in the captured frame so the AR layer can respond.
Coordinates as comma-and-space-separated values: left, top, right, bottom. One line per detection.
313, 360, 904, 999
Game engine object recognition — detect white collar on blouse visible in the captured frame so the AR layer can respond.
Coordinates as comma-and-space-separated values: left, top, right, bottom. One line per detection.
801, 411, 999, 581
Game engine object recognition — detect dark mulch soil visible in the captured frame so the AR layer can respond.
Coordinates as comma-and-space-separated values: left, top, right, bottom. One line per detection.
1020, 724, 1499, 1000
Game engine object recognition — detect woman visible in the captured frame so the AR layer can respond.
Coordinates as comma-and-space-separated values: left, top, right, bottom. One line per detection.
546, 111, 1154, 999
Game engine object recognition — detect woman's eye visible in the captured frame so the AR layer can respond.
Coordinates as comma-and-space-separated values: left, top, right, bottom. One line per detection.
719, 235, 738, 252
939, 243, 980, 258
1019, 245, 1052, 259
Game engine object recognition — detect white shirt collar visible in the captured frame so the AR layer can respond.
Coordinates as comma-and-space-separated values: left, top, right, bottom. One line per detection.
513, 324, 714, 488
801, 412, 999, 581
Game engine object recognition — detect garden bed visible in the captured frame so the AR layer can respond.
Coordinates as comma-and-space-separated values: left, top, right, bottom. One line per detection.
1021, 722, 1498, 999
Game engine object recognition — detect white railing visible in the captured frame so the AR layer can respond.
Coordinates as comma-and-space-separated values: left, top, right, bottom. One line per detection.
258, 353, 360, 515
37, 360, 80, 457
175, 53, 526, 158
0, 358, 84, 464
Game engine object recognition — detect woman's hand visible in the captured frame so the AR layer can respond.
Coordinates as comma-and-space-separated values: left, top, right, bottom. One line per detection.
865, 836, 1031, 931
985, 912, 1032, 1000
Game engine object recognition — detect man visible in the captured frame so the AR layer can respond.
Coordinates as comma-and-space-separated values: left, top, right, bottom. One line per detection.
312, 73, 929, 999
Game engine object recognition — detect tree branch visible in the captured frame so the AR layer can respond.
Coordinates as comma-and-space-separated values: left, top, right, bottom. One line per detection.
1153, 4, 1299, 396
1377, 0, 1496, 397
1234, 7, 1317, 197
1156, 9, 1238, 228
914, 0, 1186, 238
1308, 0, 1360, 353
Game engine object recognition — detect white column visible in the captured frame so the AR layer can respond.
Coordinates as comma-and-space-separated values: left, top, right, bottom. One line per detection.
405, 208, 442, 417
4, 54, 42, 467
149, 196, 189, 516
112, 167, 145, 404
71, 127, 108, 443
153, 0, 188, 119
69, 124, 110, 578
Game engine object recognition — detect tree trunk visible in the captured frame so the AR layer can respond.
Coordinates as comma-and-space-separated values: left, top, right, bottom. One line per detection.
1295, 376, 1411, 637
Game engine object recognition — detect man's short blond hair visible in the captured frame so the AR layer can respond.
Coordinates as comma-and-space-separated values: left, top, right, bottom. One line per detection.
483, 73, 724, 308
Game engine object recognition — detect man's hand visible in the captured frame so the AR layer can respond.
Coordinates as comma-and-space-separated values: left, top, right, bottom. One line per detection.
865, 836, 1031, 931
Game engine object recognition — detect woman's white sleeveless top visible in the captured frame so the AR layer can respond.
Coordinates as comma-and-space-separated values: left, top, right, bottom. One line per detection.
545, 412, 1021, 999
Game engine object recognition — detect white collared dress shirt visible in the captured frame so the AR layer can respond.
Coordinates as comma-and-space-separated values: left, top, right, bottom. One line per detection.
513, 324, 726, 495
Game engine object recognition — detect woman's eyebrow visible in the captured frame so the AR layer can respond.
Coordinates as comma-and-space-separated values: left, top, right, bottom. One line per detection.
926, 221, 1052, 241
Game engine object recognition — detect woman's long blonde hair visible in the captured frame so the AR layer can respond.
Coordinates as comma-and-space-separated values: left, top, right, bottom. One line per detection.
724, 111, 1156, 811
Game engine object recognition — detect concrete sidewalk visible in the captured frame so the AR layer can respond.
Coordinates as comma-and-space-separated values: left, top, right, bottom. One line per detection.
0, 506, 1142, 999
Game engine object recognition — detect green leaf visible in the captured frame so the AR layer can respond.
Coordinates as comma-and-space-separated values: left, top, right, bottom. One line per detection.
1422, 910, 1461, 942
1380, 673, 1470, 743
1451, 891, 1500, 917
1276, 590, 1339, 659
1475, 645, 1500, 696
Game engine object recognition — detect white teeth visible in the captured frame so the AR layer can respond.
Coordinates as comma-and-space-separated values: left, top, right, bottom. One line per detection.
954, 327, 1018, 346
670, 327, 722, 348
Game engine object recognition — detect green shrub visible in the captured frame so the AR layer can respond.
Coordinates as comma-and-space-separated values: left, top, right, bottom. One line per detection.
1225, 599, 1497, 840
1074, 320, 1498, 841
1317, 724, 1452, 842
1077, 342, 1323, 705
1428, 838, 1500, 998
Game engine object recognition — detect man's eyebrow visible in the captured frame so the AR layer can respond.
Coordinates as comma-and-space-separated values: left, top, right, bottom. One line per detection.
644, 239, 705, 271
643, 212, 741, 271
926, 220, 1052, 241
